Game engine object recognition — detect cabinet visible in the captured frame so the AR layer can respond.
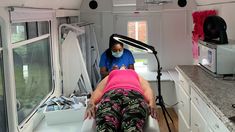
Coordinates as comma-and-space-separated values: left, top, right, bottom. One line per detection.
178, 83, 190, 127
176, 71, 230, 132
177, 75, 191, 131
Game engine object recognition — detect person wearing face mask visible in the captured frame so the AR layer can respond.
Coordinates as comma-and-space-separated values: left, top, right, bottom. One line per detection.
99, 34, 135, 79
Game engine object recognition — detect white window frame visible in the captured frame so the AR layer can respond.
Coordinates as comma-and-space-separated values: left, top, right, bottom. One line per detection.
0, 7, 57, 132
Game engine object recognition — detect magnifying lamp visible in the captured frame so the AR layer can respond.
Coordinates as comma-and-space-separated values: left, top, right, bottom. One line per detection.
112, 34, 173, 132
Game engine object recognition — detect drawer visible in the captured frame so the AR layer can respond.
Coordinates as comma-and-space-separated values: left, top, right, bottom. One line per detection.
207, 108, 230, 132
191, 87, 230, 132
178, 111, 190, 132
191, 87, 208, 118
179, 73, 190, 95
178, 84, 190, 126
191, 102, 208, 132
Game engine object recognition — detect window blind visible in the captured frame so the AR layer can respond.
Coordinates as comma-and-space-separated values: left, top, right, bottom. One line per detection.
9, 7, 54, 23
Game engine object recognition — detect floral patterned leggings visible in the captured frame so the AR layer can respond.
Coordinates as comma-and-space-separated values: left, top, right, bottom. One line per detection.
95, 89, 149, 132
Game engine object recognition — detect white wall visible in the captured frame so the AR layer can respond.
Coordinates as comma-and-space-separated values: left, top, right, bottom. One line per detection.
80, 0, 113, 54
80, 0, 196, 70
197, 2, 235, 40
196, 0, 235, 6
161, 10, 193, 69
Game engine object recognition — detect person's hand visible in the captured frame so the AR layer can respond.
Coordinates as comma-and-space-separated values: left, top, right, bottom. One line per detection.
84, 103, 96, 120
120, 64, 126, 70
112, 65, 119, 70
149, 103, 158, 119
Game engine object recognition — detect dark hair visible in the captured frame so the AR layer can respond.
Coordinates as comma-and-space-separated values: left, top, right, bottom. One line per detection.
105, 34, 124, 61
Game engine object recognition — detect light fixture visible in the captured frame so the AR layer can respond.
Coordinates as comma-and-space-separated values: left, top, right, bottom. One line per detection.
89, 0, 98, 10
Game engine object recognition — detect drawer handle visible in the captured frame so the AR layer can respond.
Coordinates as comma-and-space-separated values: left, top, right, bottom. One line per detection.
194, 97, 199, 104
180, 80, 184, 83
215, 124, 220, 129
194, 123, 200, 131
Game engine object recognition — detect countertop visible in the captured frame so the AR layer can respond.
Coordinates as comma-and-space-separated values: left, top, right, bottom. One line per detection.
176, 65, 235, 131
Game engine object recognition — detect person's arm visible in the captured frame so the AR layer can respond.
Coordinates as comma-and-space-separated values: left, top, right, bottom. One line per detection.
100, 67, 109, 79
84, 76, 108, 119
100, 66, 119, 79
138, 75, 157, 119
99, 51, 113, 79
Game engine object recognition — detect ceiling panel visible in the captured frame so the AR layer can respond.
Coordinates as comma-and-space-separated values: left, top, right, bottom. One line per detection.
0, 0, 83, 9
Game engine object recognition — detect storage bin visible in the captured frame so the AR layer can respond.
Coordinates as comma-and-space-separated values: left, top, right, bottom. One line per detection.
43, 106, 86, 125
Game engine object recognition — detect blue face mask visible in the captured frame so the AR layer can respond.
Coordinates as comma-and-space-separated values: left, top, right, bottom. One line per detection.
111, 50, 123, 58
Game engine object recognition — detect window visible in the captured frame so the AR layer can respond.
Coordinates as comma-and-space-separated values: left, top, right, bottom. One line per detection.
128, 21, 148, 72
11, 21, 53, 124
127, 21, 147, 52
57, 16, 79, 26
11, 22, 49, 44
0, 27, 8, 132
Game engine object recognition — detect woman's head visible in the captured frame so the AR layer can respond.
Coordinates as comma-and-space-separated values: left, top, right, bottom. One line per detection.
108, 34, 124, 58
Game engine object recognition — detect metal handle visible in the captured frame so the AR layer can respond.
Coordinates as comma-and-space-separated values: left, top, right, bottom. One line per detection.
215, 124, 220, 129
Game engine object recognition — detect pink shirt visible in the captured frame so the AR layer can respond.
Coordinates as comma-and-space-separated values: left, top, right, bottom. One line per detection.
103, 69, 144, 95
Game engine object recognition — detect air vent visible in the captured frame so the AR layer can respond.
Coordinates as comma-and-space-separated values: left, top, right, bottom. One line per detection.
112, 0, 136, 7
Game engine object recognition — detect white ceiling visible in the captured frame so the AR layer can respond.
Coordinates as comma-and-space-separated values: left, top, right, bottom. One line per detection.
0, 0, 83, 9
0, 0, 234, 9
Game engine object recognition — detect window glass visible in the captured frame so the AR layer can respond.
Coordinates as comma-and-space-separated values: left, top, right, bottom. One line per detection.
134, 58, 148, 72
127, 21, 147, 53
57, 17, 67, 26
11, 23, 27, 43
13, 38, 52, 124
27, 22, 38, 39
0, 29, 2, 47
0, 37, 8, 132
57, 16, 79, 26
128, 21, 148, 70
69, 16, 79, 24
37, 21, 49, 36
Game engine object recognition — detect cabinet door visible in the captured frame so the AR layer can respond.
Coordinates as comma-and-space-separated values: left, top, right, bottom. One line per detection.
207, 108, 230, 132
178, 84, 190, 126
179, 73, 190, 95
208, 128, 214, 132
191, 87, 230, 132
191, 102, 208, 132
178, 111, 190, 132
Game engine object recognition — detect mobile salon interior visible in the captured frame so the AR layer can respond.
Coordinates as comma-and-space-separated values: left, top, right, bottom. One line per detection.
0, 0, 235, 132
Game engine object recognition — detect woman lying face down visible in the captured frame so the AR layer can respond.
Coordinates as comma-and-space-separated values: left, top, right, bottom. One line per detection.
84, 67, 157, 131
